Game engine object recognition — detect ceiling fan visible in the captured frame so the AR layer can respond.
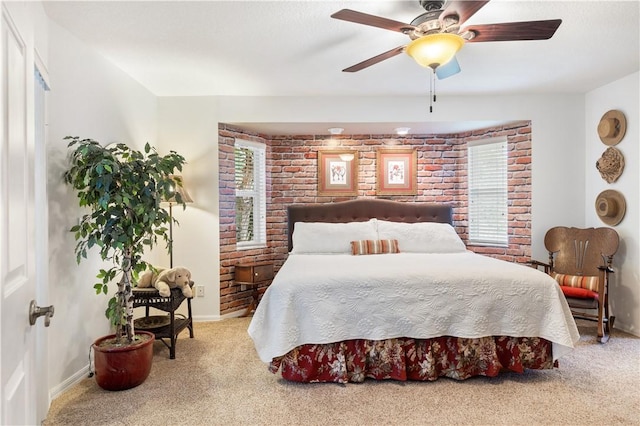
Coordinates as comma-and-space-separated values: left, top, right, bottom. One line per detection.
331, 0, 562, 80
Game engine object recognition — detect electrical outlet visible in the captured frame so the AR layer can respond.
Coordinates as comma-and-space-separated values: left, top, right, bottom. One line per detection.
196, 285, 205, 297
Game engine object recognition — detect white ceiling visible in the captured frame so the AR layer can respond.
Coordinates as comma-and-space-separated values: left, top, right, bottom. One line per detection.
43, 0, 639, 135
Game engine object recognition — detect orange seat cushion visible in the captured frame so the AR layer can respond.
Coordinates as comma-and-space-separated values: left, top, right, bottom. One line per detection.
560, 285, 599, 300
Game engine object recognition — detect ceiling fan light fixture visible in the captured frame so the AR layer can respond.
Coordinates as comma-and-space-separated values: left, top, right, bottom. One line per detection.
406, 33, 464, 69
328, 127, 344, 135
395, 127, 410, 136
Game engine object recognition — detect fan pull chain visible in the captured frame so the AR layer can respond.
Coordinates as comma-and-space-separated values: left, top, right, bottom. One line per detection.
428, 68, 437, 113
433, 72, 437, 103
429, 69, 433, 113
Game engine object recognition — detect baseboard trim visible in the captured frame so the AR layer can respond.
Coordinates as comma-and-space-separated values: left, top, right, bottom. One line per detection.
614, 321, 639, 338
218, 310, 247, 320
49, 365, 90, 401
192, 314, 221, 322
193, 310, 247, 322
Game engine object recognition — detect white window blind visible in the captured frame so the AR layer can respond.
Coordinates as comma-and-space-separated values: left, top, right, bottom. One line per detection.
235, 139, 266, 248
467, 137, 508, 247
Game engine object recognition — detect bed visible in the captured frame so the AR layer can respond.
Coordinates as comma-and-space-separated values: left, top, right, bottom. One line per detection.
248, 199, 580, 383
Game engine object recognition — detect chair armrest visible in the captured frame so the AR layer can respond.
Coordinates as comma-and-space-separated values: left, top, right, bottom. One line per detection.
597, 265, 614, 273
530, 259, 551, 273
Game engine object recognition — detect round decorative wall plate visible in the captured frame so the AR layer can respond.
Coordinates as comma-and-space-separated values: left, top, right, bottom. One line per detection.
596, 146, 624, 183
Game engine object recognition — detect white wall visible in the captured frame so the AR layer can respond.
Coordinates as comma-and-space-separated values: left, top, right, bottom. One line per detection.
156, 97, 221, 321
585, 72, 640, 335
46, 19, 158, 397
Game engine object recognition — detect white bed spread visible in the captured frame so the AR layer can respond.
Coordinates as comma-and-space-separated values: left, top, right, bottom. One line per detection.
248, 252, 580, 363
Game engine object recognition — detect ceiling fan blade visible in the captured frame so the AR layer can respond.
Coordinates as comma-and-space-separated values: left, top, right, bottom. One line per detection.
463, 19, 562, 43
436, 56, 461, 80
441, 1, 490, 26
331, 9, 415, 33
342, 45, 406, 72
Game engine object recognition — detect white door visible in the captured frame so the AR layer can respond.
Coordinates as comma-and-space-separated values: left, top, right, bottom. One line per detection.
1, 7, 49, 425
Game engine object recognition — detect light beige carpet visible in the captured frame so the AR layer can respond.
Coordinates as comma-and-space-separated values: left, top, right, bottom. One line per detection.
44, 317, 640, 425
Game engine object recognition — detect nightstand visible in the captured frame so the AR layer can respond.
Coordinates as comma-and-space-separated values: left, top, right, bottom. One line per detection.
234, 261, 274, 316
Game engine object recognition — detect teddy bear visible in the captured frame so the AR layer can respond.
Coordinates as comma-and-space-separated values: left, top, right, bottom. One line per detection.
137, 266, 193, 298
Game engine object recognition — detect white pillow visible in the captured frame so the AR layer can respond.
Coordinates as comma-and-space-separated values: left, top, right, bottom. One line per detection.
376, 220, 466, 253
291, 219, 378, 254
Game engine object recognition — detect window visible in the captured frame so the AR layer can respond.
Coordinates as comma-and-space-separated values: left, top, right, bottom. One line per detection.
467, 137, 508, 247
235, 139, 266, 248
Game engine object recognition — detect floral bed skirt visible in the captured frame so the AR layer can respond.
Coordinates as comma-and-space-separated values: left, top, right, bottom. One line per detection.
269, 336, 555, 383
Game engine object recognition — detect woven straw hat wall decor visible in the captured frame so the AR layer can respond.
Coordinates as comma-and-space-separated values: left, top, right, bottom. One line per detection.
598, 110, 626, 146
594, 109, 627, 225
595, 190, 626, 226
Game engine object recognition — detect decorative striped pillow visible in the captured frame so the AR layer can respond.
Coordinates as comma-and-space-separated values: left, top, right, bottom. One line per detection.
551, 272, 600, 292
350, 239, 400, 255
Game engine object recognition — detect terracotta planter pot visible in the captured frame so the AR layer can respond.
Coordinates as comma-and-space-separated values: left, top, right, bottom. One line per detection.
92, 331, 155, 391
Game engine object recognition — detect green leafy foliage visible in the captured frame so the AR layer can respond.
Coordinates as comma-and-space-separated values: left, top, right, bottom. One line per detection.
63, 137, 187, 344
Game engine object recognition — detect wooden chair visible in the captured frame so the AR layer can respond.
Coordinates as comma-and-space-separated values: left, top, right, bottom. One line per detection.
532, 226, 619, 343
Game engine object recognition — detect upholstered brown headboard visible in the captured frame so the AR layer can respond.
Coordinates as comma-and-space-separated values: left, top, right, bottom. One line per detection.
287, 199, 453, 252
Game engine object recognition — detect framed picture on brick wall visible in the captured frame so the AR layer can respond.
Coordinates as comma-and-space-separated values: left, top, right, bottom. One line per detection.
376, 148, 417, 195
318, 150, 358, 196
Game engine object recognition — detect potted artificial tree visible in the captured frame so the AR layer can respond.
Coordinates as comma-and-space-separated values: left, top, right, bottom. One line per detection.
64, 136, 187, 391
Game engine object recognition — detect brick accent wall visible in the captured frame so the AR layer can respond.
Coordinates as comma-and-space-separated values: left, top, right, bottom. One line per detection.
218, 128, 274, 314
219, 122, 532, 316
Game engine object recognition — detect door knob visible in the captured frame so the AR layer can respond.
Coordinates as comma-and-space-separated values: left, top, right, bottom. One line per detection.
29, 300, 54, 327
